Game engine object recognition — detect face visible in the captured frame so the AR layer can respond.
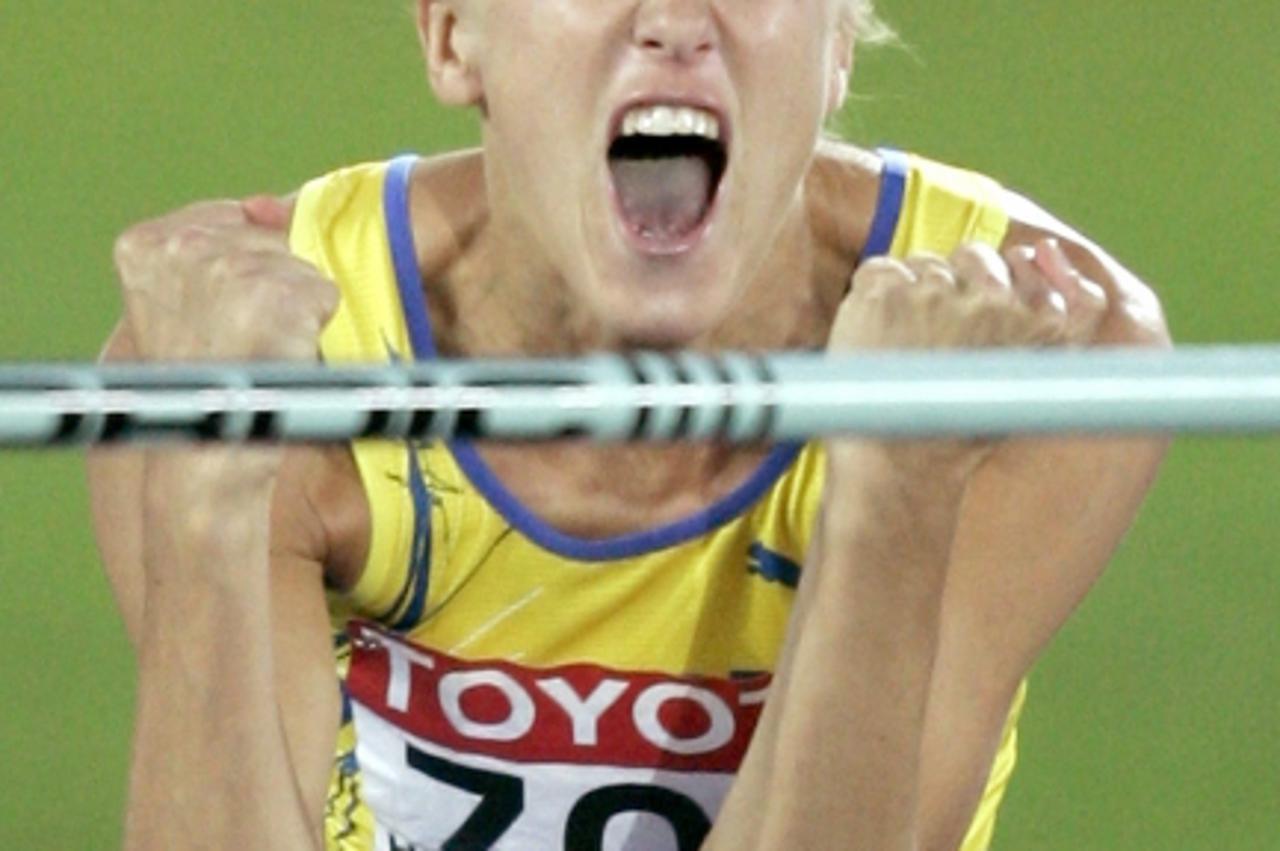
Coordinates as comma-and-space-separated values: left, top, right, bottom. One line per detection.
423, 0, 852, 347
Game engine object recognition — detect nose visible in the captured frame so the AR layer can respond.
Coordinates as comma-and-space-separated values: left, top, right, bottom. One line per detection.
632, 0, 718, 63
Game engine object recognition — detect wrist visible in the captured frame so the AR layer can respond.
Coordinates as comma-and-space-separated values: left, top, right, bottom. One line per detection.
817, 440, 974, 602
824, 438, 976, 503
144, 448, 278, 535
141, 448, 279, 591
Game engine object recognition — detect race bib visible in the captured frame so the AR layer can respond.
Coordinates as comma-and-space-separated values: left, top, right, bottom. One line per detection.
345, 622, 771, 850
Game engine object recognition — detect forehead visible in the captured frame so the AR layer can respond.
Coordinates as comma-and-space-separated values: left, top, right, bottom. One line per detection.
462, 0, 848, 24
448, 0, 851, 65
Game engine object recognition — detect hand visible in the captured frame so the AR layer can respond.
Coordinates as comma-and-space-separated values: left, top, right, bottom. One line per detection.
831, 238, 1107, 352
825, 238, 1108, 479
113, 195, 337, 363
111, 194, 339, 537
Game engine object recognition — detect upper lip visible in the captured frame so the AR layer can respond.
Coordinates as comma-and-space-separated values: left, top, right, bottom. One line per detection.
606, 91, 732, 151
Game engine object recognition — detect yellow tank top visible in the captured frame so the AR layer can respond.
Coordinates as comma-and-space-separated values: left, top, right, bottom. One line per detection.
291, 149, 1024, 851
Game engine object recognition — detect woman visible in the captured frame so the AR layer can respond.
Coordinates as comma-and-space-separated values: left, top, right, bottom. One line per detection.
89, 1, 1169, 848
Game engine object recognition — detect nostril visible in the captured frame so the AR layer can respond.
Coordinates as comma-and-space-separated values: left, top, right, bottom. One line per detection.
632, 9, 718, 61
637, 35, 715, 61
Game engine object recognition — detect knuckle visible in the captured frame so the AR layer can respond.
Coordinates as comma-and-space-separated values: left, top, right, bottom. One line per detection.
955, 240, 1002, 264
1042, 289, 1069, 317
164, 224, 217, 261
182, 199, 244, 219
1082, 279, 1110, 312
258, 288, 325, 358
920, 264, 958, 290
113, 221, 164, 275
1002, 244, 1037, 272
922, 281, 956, 303
948, 242, 984, 268
1016, 285, 1053, 314
1004, 242, 1036, 262
905, 255, 954, 286
115, 200, 246, 277
856, 256, 911, 281
952, 243, 1011, 290
852, 259, 913, 299
277, 278, 339, 329
903, 251, 946, 271
209, 247, 275, 283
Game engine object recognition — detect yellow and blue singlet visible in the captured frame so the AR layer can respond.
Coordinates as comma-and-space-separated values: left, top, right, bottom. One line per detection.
290, 149, 1025, 851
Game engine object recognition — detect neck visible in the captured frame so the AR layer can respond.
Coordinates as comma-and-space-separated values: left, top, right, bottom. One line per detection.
410, 148, 866, 358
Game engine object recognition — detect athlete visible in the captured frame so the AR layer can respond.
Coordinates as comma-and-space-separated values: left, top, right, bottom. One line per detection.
87, 1, 1170, 849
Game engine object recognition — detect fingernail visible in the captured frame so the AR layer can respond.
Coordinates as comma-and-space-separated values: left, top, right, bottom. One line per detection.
1035, 238, 1070, 277
1004, 244, 1036, 265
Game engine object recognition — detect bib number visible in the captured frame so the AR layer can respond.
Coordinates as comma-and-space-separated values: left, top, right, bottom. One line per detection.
400, 745, 711, 851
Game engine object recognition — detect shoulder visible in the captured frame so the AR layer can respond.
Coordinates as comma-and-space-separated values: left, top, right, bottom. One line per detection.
289, 149, 488, 313
808, 142, 1013, 262
292, 150, 487, 288
294, 160, 394, 227
806, 140, 884, 259
291, 149, 485, 240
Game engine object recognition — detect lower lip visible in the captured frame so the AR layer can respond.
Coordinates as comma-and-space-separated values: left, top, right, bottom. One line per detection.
607, 169, 724, 258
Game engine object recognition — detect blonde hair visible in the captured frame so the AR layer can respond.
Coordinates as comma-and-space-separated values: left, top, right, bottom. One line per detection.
842, 0, 898, 48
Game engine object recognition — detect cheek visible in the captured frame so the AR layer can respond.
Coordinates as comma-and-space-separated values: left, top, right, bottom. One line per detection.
729, 3, 835, 128
479, 9, 612, 198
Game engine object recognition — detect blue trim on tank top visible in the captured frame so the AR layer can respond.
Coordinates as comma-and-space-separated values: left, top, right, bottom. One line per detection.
381, 149, 907, 562
386, 156, 440, 357
865, 148, 908, 259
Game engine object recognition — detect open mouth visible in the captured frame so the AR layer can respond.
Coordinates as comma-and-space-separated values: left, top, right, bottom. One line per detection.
607, 104, 729, 251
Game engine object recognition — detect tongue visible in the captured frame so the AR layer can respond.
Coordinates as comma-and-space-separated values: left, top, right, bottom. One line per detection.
610, 155, 713, 239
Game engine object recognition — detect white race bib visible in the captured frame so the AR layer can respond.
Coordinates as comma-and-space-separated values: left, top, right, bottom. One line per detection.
345, 623, 771, 850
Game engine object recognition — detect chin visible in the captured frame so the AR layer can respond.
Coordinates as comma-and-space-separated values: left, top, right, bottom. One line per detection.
615, 322, 701, 351
597, 289, 728, 351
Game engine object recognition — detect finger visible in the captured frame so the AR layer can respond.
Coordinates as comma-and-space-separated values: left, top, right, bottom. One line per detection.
154, 200, 250, 229
1033, 238, 1108, 340
1005, 244, 1067, 318
903, 254, 958, 291
113, 203, 285, 278
1032, 238, 1075, 287
240, 193, 297, 232
851, 256, 917, 295
949, 242, 1012, 294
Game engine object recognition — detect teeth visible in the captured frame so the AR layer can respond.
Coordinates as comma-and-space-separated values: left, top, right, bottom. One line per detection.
620, 105, 721, 141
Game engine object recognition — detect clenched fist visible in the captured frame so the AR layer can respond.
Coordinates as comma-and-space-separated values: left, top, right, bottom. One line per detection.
113, 196, 337, 363
830, 238, 1107, 353
825, 237, 1109, 479
108, 195, 341, 535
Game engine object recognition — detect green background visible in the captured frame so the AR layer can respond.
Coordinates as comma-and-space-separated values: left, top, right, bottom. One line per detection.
1, 2, 1277, 848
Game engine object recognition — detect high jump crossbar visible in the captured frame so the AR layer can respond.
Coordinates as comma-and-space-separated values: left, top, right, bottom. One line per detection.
2, 346, 1279, 447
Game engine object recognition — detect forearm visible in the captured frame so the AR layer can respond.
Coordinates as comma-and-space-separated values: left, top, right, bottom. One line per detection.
125, 453, 320, 851
87, 322, 147, 646
713, 447, 968, 850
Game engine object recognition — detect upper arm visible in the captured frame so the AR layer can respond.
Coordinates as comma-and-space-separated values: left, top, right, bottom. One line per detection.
955, 189, 1171, 681
917, 193, 1172, 848
268, 445, 371, 822
270, 547, 344, 829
